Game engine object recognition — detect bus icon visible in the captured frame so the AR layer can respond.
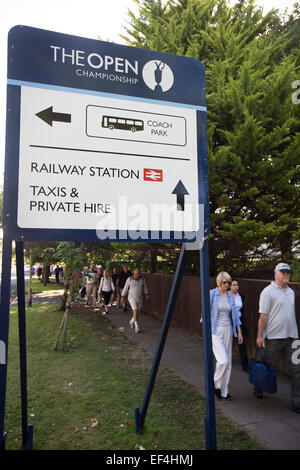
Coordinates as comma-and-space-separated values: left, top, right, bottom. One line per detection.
102, 115, 144, 132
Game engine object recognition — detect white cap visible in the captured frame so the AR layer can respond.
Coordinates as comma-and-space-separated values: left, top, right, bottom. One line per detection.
97, 265, 102, 268
275, 262, 291, 272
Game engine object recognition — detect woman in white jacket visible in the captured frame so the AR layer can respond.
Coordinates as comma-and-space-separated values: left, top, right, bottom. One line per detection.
98, 269, 114, 314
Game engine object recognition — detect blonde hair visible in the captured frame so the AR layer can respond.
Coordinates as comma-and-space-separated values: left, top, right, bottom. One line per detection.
104, 269, 110, 279
216, 271, 231, 287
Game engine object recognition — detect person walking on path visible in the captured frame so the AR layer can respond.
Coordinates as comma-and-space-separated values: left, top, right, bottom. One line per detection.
36, 265, 42, 280
254, 263, 300, 413
98, 269, 115, 314
85, 265, 97, 307
208, 271, 243, 400
230, 279, 249, 373
54, 264, 60, 284
117, 265, 132, 312
96, 265, 103, 303
122, 268, 149, 334
110, 268, 119, 307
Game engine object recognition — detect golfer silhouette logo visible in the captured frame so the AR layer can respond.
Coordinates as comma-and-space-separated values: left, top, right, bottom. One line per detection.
142, 60, 174, 92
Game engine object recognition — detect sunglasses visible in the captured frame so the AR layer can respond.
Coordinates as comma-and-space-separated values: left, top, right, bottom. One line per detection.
222, 281, 231, 284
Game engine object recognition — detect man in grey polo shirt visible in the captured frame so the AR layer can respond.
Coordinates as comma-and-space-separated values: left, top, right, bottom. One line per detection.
254, 263, 300, 413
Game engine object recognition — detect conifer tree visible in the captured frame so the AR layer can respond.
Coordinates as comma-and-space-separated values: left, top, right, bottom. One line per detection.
123, 0, 300, 274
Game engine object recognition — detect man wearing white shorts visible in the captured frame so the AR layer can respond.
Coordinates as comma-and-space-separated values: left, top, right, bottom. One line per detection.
85, 265, 97, 307
122, 268, 149, 333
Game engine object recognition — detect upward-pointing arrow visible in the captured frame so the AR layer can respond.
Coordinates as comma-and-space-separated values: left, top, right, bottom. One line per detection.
172, 180, 189, 211
35, 106, 71, 126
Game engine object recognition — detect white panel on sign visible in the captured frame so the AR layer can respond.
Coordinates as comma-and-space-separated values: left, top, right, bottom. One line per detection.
17, 86, 199, 233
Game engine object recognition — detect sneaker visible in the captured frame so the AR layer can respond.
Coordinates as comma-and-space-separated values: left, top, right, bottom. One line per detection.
291, 406, 300, 414
129, 318, 134, 329
224, 394, 233, 401
253, 387, 263, 399
214, 388, 222, 400
134, 322, 140, 333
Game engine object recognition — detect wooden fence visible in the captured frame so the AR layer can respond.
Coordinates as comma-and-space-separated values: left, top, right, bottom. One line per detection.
142, 273, 300, 356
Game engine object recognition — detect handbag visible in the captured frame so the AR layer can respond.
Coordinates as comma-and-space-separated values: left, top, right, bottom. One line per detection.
249, 347, 277, 394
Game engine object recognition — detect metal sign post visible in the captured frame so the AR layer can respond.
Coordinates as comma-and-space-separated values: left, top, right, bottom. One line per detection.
135, 243, 189, 435
200, 238, 217, 450
0, 25, 216, 449
15, 241, 34, 449
135, 239, 217, 450
0, 237, 12, 450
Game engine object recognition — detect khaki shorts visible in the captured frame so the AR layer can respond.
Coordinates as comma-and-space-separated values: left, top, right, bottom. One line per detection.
128, 296, 143, 311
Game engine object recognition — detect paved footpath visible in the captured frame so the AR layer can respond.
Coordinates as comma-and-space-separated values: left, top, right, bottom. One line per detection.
103, 305, 300, 450
11, 289, 64, 307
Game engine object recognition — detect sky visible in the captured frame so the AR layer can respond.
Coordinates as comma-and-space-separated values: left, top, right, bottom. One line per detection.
0, 0, 297, 176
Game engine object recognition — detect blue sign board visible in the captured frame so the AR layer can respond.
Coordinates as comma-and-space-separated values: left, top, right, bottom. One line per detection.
4, 25, 209, 242
1, 26, 216, 451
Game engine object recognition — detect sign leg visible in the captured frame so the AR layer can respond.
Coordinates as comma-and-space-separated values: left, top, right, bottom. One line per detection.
0, 236, 12, 450
135, 244, 189, 434
200, 238, 217, 450
16, 241, 33, 450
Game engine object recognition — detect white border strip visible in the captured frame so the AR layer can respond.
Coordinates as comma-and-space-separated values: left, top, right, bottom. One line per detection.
7, 79, 207, 112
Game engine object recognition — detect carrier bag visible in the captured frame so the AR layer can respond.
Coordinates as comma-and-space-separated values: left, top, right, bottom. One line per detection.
249, 346, 277, 393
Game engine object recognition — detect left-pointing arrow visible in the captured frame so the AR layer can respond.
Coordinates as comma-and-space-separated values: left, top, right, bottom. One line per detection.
35, 106, 71, 126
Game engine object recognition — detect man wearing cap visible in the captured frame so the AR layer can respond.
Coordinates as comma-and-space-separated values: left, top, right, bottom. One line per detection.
85, 265, 97, 307
254, 263, 300, 413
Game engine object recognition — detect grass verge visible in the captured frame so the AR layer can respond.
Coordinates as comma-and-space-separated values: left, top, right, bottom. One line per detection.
25, 277, 65, 294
